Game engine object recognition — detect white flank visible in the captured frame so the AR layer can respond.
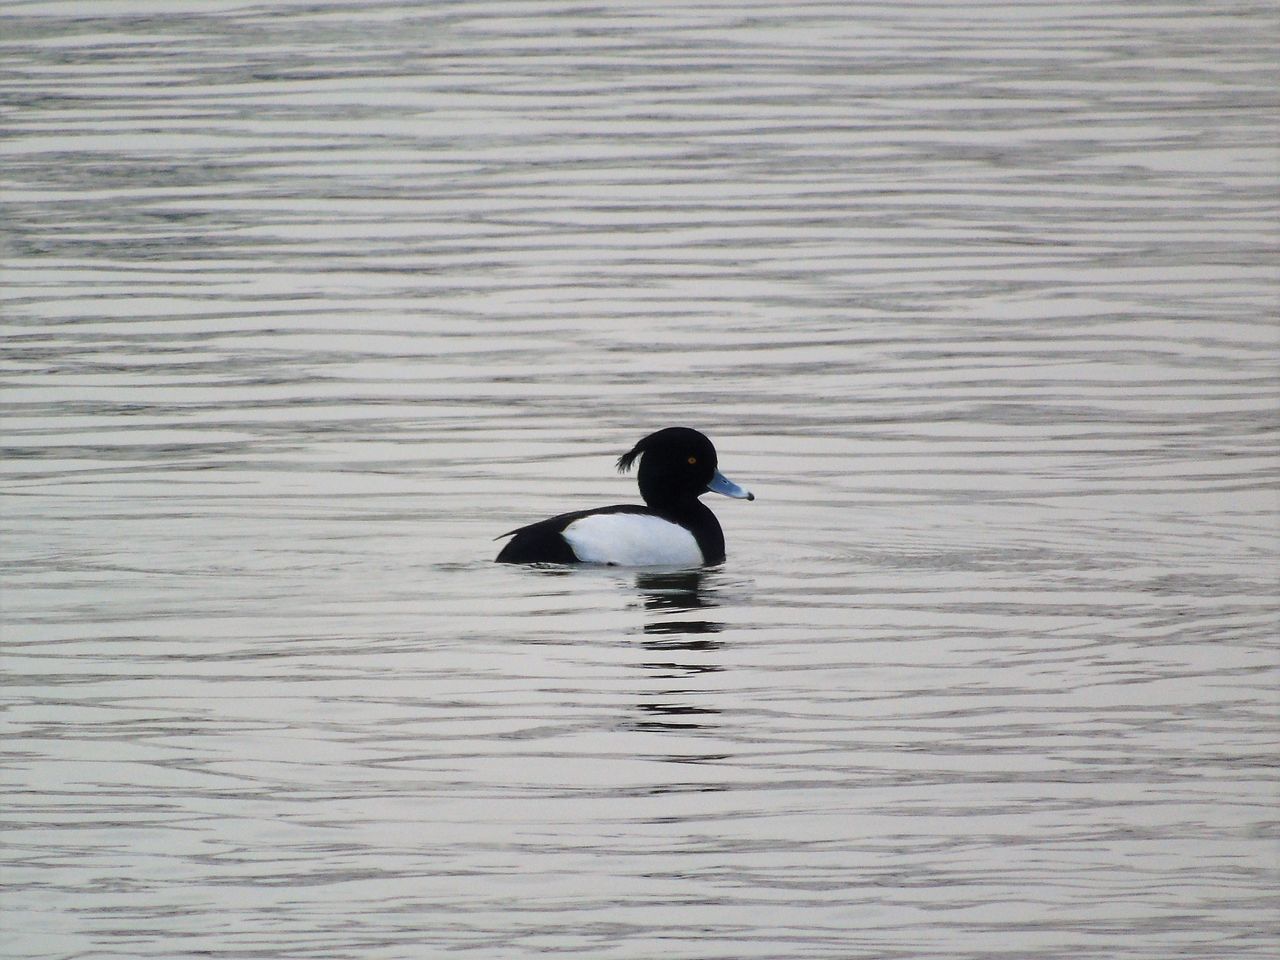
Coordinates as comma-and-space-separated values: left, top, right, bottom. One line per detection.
562, 513, 703, 567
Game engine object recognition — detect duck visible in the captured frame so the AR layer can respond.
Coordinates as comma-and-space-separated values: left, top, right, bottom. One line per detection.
495, 427, 754, 566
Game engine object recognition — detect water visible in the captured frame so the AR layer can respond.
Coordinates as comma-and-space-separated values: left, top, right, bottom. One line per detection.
2, 2, 1277, 958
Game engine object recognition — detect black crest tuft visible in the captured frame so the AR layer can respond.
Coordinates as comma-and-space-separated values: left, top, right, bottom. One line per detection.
616, 441, 643, 473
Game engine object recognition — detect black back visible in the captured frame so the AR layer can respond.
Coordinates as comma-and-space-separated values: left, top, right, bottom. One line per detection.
494, 504, 651, 564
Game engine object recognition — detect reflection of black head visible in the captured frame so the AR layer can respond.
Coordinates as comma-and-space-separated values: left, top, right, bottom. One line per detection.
636, 570, 714, 611
635, 570, 723, 644
633, 702, 720, 731
631, 568, 725, 735
643, 623, 723, 643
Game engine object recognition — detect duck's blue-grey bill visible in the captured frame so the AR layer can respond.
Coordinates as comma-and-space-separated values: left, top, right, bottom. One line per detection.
707, 470, 754, 501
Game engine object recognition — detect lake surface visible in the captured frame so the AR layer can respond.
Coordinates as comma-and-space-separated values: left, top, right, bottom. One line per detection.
2, 2, 1277, 958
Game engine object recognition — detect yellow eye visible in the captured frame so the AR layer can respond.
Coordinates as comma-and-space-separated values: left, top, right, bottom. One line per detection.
687, 456, 697, 464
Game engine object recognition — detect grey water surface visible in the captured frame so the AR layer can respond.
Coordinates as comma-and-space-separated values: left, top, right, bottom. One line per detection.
2, 2, 1277, 959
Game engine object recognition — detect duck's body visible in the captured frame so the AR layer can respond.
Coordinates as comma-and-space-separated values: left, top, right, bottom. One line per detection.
497, 502, 718, 566
495, 428, 753, 567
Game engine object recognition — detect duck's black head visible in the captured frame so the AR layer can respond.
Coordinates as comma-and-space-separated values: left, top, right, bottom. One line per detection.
617, 427, 753, 510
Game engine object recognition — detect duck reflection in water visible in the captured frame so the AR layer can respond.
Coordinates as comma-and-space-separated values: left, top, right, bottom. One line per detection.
636, 570, 724, 646
632, 570, 725, 735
